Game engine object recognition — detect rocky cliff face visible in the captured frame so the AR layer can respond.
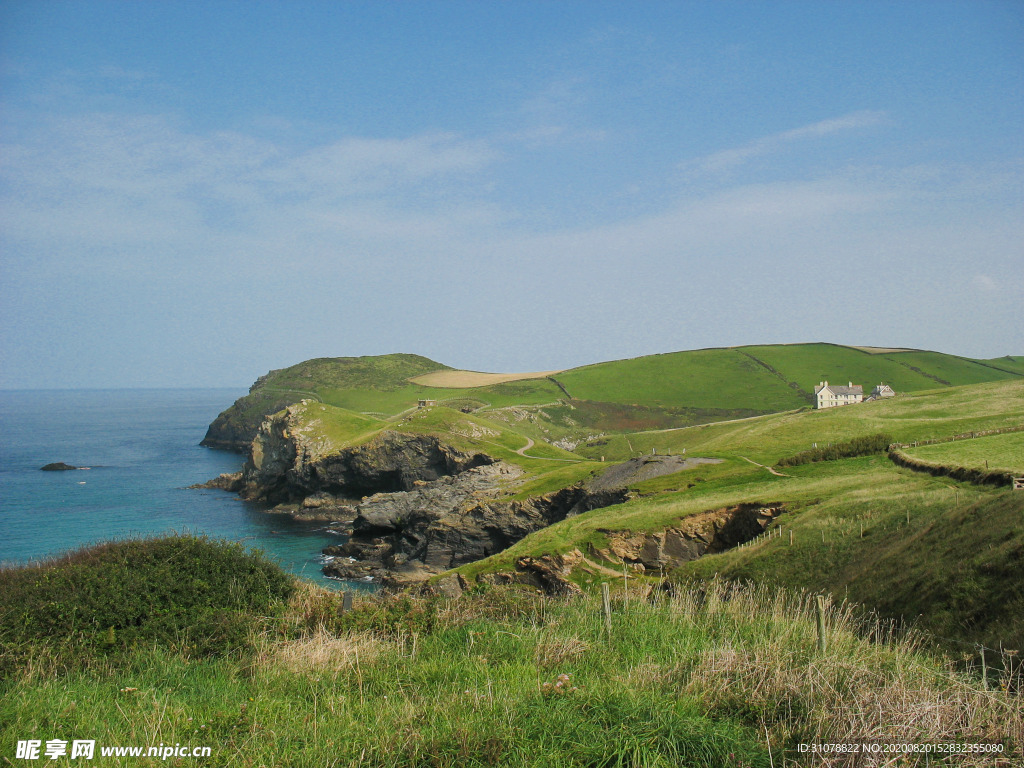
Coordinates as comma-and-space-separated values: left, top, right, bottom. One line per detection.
591, 503, 787, 570
432, 504, 788, 599
200, 385, 297, 453
323, 474, 629, 589
238, 405, 494, 505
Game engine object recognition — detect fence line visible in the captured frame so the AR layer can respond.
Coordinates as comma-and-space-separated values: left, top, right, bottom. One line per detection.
889, 423, 1024, 451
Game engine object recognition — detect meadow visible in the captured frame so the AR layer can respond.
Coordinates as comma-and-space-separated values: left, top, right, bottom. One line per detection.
2, 546, 1019, 767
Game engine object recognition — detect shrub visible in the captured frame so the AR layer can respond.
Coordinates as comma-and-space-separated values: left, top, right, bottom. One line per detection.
0, 534, 294, 670
777, 433, 893, 467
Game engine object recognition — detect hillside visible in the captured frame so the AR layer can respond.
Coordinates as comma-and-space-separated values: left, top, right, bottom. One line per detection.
202, 343, 1023, 451
447, 379, 1024, 652
4, 551, 1019, 766
201, 339, 1024, 652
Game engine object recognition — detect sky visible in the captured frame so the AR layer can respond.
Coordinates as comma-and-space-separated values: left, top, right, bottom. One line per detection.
1, 0, 1022, 388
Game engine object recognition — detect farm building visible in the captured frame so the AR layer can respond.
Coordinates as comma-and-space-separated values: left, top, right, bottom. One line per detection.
814, 381, 864, 409
865, 384, 896, 402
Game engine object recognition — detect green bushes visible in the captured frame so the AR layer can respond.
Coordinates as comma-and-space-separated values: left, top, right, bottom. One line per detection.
0, 535, 294, 670
777, 433, 893, 467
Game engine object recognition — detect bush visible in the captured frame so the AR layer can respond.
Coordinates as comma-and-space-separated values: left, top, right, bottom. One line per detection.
777, 433, 894, 467
0, 534, 294, 669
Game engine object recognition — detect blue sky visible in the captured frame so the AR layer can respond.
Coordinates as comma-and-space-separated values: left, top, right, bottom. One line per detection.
1, 1, 1022, 388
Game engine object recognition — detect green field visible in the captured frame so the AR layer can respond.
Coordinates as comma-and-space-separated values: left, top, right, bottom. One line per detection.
575, 379, 1024, 464
451, 379, 1024, 653
903, 431, 1024, 474
205, 349, 1024, 657
205, 343, 1024, 451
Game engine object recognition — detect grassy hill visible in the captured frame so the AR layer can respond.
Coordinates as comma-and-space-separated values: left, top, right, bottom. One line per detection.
201, 347, 1024, 652
203, 343, 1023, 452
452, 379, 1024, 653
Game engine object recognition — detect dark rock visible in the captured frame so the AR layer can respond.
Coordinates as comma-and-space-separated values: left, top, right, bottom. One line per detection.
188, 472, 243, 491
513, 550, 584, 597
326, 467, 629, 589
237, 406, 494, 505
590, 503, 787, 570
40, 462, 79, 471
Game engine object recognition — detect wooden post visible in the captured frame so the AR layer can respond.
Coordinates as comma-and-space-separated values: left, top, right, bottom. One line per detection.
343, 591, 353, 613
622, 562, 628, 603
601, 583, 612, 639
815, 595, 827, 653
980, 647, 988, 690
789, 530, 794, 546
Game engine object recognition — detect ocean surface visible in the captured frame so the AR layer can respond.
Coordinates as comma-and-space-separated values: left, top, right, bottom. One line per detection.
0, 389, 358, 589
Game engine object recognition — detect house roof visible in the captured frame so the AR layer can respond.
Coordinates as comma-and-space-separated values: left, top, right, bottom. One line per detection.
815, 382, 863, 396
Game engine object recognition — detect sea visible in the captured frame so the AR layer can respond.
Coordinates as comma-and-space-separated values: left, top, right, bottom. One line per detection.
0, 389, 360, 589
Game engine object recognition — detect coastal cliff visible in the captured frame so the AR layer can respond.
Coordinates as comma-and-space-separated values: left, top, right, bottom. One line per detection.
232, 404, 494, 505
323, 477, 628, 589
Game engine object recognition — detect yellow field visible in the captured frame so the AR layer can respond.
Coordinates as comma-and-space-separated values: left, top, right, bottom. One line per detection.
408, 369, 563, 388
850, 345, 915, 354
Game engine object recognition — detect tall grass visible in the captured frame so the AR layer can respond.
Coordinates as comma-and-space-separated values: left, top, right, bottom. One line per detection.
2, 578, 1019, 766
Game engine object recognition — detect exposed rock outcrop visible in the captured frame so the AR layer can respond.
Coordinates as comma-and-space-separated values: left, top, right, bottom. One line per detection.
237, 405, 494, 505
477, 550, 586, 597
590, 503, 786, 571
323, 471, 628, 589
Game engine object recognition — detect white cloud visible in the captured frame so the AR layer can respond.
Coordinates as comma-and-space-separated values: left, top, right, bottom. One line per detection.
684, 110, 887, 176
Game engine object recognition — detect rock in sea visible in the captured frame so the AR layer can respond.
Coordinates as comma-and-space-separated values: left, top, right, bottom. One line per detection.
40, 462, 79, 471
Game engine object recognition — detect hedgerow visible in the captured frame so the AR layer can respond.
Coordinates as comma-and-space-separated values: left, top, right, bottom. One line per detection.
777, 432, 893, 467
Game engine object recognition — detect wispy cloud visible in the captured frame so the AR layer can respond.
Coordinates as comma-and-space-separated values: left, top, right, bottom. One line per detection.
684, 110, 887, 176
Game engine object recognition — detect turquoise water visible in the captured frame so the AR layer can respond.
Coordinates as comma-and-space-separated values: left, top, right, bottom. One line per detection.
0, 389, 355, 588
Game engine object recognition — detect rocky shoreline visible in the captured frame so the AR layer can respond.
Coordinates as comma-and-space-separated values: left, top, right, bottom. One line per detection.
197, 403, 775, 593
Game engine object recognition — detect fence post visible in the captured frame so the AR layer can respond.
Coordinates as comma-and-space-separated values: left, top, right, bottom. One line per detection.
342, 591, 353, 613
601, 583, 612, 639
815, 595, 827, 653
980, 647, 988, 690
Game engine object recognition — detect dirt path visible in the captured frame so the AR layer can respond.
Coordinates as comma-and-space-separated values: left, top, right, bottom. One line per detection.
739, 456, 791, 477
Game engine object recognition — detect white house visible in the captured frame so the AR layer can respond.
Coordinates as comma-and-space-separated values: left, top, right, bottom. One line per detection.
864, 384, 896, 402
814, 381, 864, 409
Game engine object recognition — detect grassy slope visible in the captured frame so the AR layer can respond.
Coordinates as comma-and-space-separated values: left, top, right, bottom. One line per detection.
457, 380, 1024, 651
2, 577, 1019, 767
903, 431, 1024, 474
576, 379, 1024, 464
552, 343, 1022, 413
983, 355, 1024, 376
211, 345, 1022, 447
554, 347, 809, 411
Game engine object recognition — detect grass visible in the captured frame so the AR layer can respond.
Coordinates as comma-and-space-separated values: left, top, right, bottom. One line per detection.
1, 578, 1018, 766
289, 401, 384, 453
902, 431, 1024, 474
554, 347, 809, 412
206, 346, 1022, 453
575, 379, 1024, 464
